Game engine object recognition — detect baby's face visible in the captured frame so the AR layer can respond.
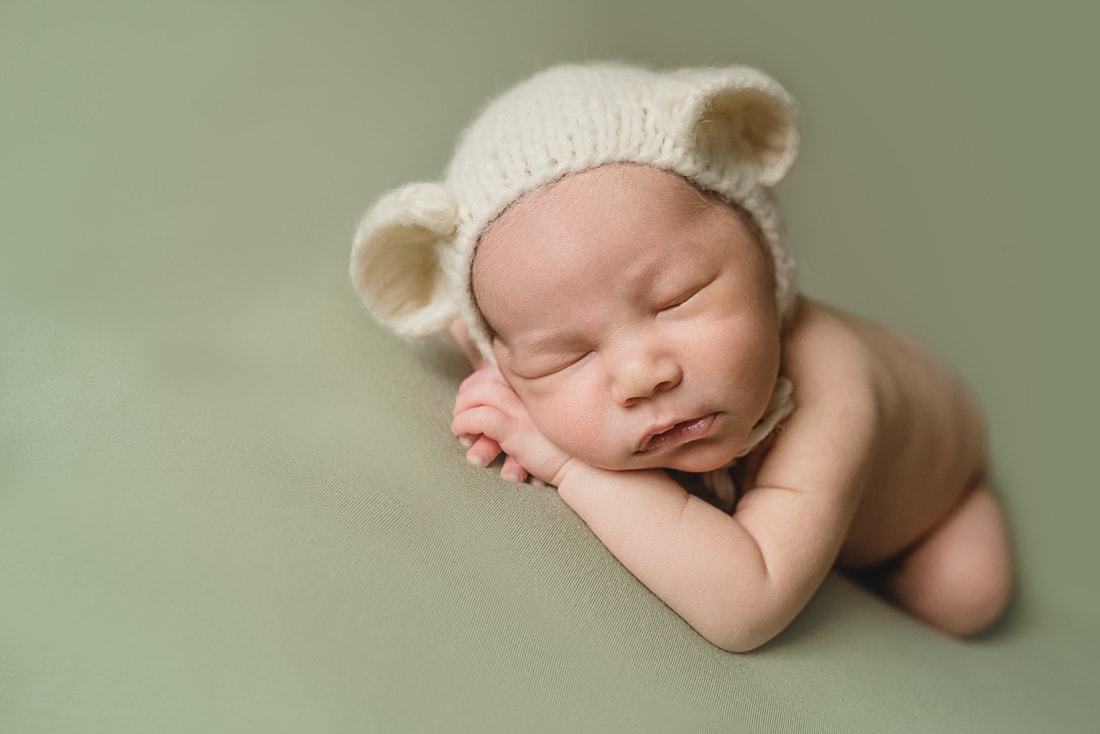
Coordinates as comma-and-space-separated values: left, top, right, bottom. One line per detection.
473, 165, 781, 474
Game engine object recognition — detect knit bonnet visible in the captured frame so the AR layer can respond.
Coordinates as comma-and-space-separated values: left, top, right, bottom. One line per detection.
351, 62, 800, 362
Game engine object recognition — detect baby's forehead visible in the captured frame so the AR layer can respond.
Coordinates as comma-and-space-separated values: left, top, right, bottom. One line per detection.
477, 165, 720, 258
531, 164, 712, 209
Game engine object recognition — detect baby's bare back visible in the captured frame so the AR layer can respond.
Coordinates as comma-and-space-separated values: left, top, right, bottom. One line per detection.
779, 300, 987, 569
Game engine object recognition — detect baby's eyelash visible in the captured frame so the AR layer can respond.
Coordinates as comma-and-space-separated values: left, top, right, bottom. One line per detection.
665, 292, 696, 309
519, 351, 592, 379
547, 351, 591, 374
659, 283, 706, 312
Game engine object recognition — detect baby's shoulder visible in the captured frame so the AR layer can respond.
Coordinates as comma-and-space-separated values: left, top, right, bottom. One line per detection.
780, 298, 983, 454
749, 301, 883, 496
780, 299, 884, 415
756, 299, 954, 502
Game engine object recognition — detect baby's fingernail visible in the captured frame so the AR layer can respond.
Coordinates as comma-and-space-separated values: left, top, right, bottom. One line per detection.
458, 436, 473, 449
467, 453, 488, 468
502, 469, 526, 483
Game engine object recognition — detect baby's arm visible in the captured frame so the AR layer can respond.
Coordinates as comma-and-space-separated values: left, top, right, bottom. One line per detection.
555, 445, 860, 652
452, 360, 871, 652
448, 319, 484, 368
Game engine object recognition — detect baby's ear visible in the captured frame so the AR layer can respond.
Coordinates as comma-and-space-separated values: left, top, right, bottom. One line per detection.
667, 67, 799, 187
350, 182, 459, 336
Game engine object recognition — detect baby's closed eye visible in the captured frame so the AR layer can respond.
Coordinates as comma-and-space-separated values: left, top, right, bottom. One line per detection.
511, 348, 594, 380
654, 276, 716, 315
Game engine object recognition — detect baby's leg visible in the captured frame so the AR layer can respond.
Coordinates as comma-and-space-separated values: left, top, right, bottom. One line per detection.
884, 484, 1013, 636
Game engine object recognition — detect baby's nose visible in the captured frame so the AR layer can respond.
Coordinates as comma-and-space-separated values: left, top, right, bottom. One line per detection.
612, 349, 682, 407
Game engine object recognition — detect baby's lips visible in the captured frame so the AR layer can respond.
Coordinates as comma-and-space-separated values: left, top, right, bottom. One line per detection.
636, 414, 717, 454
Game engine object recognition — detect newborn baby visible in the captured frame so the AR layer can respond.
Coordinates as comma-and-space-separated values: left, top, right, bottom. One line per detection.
351, 63, 1012, 651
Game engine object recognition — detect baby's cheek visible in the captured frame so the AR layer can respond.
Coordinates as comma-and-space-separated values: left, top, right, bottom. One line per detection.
529, 400, 576, 444
520, 376, 618, 463
553, 411, 618, 466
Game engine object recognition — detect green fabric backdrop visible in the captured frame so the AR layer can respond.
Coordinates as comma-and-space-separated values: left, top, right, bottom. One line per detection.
2, 1, 1097, 731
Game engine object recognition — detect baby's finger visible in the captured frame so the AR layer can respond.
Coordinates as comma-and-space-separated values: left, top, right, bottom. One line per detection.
460, 362, 513, 393
453, 376, 520, 416
473, 434, 503, 456
465, 435, 503, 468
452, 406, 509, 446
500, 455, 529, 483
479, 362, 511, 387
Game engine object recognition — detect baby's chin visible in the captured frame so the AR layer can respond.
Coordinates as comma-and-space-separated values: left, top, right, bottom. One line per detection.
659, 454, 739, 475
590, 444, 742, 475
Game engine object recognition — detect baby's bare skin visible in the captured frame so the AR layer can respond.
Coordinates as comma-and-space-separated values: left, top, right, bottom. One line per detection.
452, 165, 1012, 650
781, 300, 987, 568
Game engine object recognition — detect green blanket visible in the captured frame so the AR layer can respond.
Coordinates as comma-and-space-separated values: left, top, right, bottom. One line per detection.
3, 1, 1097, 731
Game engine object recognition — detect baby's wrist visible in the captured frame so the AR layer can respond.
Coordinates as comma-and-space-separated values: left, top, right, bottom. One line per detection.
553, 463, 679, 510
552, 461, 620, 500
551, 457, 584, 489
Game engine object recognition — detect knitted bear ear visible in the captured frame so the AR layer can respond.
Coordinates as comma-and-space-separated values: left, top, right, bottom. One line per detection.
350, 182, 459, 337
668, 67, 799, 187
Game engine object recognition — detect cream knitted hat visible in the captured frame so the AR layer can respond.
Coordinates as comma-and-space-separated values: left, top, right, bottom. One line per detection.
351, 62, 800, 361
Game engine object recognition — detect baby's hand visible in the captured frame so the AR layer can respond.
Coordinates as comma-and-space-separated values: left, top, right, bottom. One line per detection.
451, 361, 573, 485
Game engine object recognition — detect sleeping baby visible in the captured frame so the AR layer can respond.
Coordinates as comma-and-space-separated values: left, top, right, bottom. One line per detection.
350, 63, 1012, 651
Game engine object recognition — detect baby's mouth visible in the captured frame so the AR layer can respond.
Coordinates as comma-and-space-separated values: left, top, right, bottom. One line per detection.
636, 414, 717, 455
